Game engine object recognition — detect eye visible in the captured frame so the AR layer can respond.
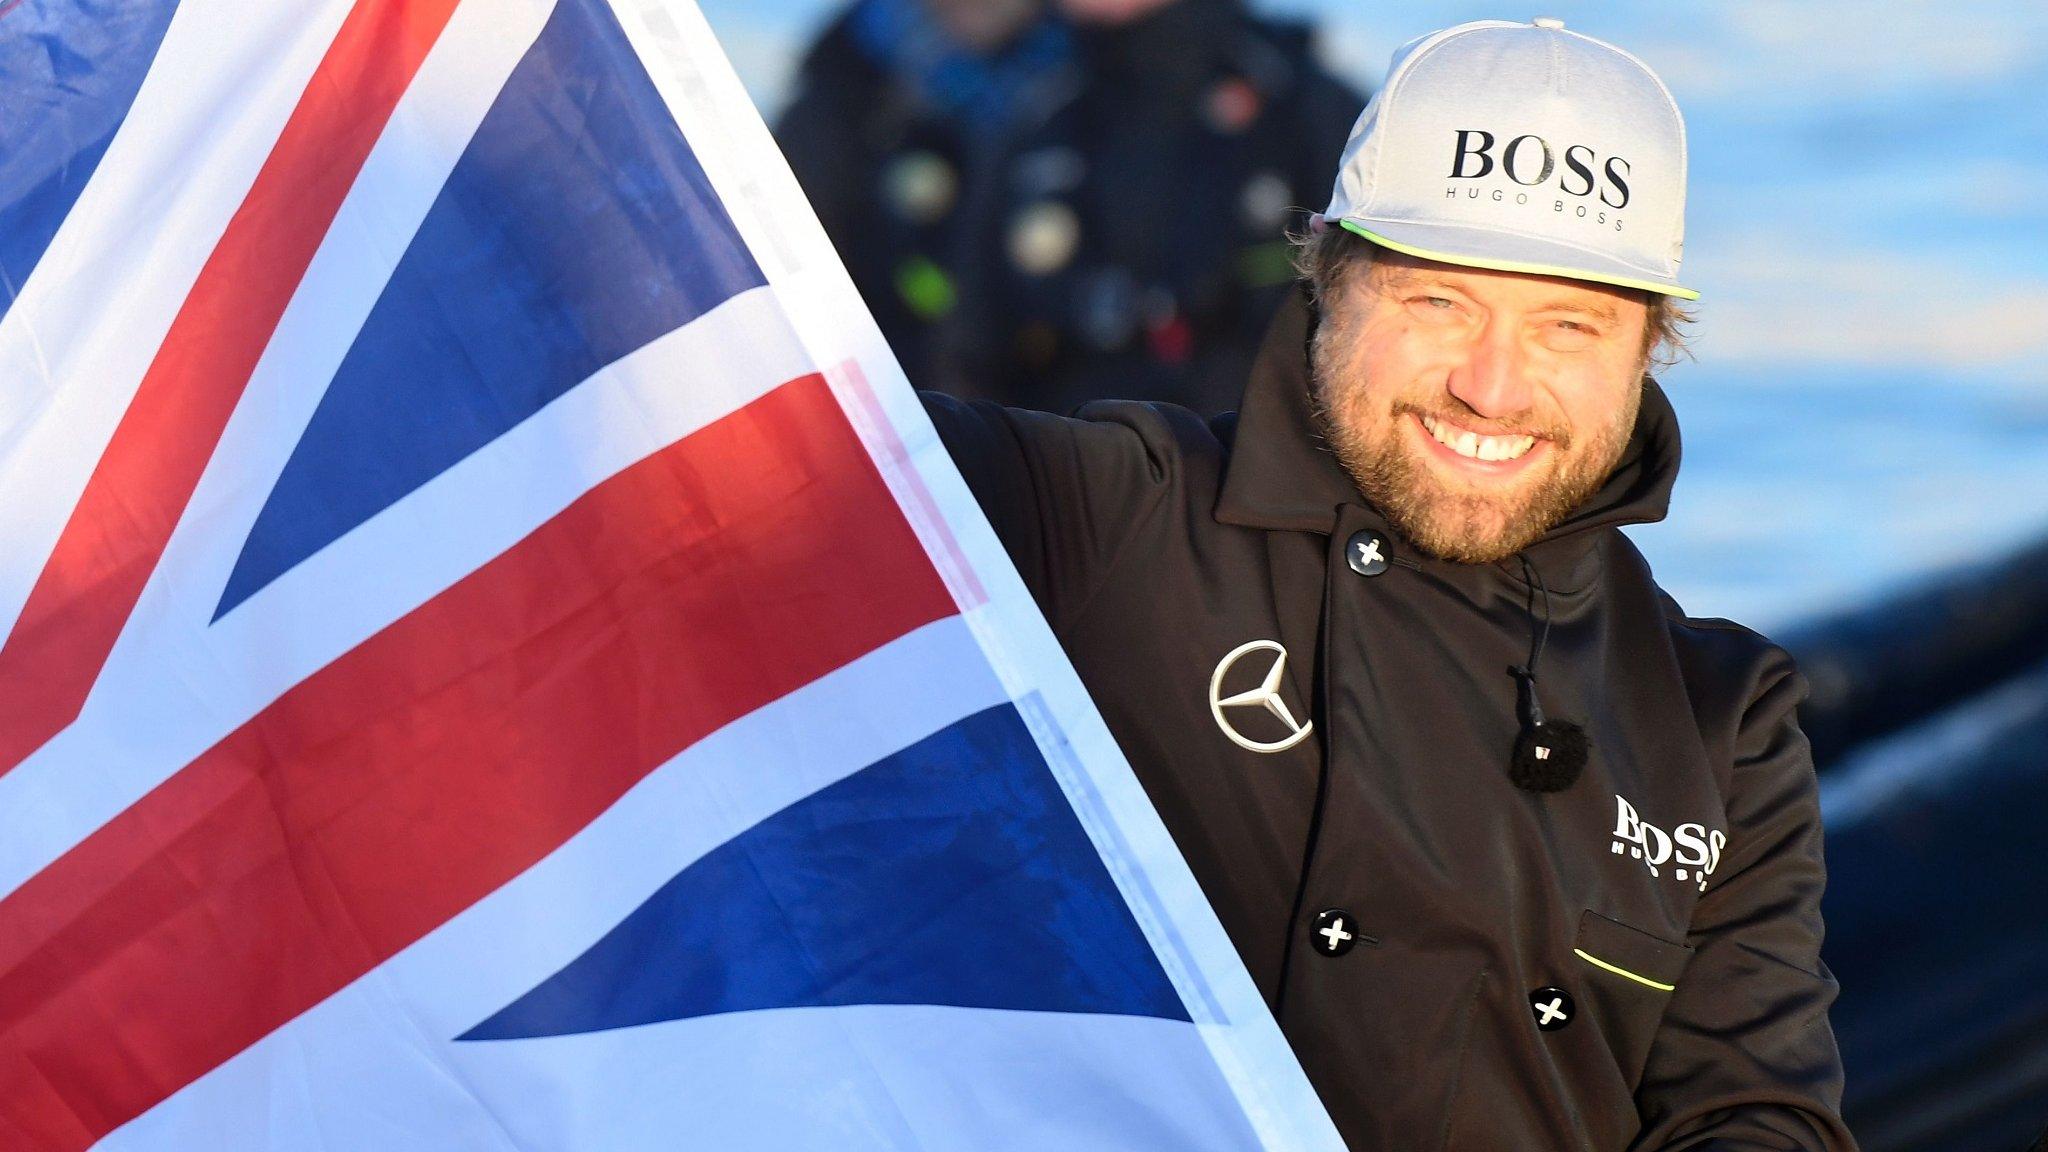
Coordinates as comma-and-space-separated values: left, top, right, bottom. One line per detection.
1404, 294, 1465, 321
1541, 318, 1603, 350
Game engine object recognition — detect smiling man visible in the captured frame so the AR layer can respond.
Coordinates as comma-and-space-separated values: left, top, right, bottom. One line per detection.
923, 17, 1855, 1150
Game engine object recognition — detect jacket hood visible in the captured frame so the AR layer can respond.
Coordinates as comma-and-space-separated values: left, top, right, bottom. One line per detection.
1215, 286, 1682, 560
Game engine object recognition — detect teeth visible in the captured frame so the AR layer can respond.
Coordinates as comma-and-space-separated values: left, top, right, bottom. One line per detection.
1420, 414, 1537, 462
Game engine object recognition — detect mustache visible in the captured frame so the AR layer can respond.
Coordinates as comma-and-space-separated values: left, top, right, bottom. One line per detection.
1390, 400, 1572, 450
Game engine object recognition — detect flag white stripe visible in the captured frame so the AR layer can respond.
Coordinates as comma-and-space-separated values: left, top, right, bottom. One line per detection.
0, 0, 357, 645
109, 1002, 1263, 1152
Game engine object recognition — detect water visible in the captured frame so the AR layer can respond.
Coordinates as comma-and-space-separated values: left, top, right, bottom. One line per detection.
699, 0, 2048, 633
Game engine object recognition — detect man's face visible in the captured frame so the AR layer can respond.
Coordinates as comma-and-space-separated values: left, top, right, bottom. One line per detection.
1310, 249, 1651, 564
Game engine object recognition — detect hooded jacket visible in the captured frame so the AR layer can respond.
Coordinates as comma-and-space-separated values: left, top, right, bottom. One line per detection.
923, 290, 1856, 1150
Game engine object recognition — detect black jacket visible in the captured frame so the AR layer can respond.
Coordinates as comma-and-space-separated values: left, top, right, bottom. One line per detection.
925, 292, 1856, 1150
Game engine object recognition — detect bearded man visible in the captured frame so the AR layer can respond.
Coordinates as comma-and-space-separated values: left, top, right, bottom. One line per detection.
923, 17, 1856, 1150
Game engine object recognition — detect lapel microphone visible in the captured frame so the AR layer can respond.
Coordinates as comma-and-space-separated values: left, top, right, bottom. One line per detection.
1509, 555, 1590, 793
1511, 665, 1589, 792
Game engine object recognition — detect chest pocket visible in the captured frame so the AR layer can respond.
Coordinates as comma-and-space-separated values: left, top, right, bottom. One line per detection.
1573, 909, 1694, 1085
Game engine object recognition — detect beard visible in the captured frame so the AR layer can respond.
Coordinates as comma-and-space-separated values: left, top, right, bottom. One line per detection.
1309, 324, 1641, 566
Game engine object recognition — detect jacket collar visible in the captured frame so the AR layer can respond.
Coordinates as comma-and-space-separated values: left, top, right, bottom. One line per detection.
1215, 286, 1683, 564
1213, 286, 1362, 533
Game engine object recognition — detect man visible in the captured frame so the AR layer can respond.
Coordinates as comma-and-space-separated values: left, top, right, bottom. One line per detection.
923, 18, 1856, 1150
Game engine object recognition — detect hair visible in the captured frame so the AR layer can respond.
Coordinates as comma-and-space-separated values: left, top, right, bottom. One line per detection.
1289, 224, 1695, 369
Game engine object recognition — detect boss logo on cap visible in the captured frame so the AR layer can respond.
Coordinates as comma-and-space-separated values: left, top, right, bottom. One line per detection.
1447, 129, 1632, 230
1448, 130, 1631, 207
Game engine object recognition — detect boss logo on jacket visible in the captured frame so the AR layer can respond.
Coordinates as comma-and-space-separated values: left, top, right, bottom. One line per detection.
1612, 793, 1727, 891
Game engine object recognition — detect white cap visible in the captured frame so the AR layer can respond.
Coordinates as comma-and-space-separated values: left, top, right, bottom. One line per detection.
1321, 18, 1698, 299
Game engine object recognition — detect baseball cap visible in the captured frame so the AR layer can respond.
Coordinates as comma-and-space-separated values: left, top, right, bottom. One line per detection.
1320, 17, 1698, 300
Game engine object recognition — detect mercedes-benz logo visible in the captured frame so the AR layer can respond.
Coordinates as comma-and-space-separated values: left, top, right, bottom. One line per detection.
1208, 640, 1313, 754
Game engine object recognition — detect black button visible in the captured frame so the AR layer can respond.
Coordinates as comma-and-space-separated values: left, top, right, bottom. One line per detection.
1346, 530, 1390, 577
1529, 986, 1575, 1031
1311, 909, 1365, 956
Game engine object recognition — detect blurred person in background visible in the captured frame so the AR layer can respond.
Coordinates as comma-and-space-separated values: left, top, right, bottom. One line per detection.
777, 0, 1074, 397
777, 0, 1362, 415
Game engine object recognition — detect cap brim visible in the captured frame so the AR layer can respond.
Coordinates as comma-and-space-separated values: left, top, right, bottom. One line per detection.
1338, 219, 1700, 300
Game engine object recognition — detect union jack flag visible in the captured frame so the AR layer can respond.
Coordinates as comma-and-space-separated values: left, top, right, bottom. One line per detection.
0, 1, 1340, 1148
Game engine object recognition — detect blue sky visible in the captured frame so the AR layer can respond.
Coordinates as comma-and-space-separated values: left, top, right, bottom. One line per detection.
698, 0, 2048, 629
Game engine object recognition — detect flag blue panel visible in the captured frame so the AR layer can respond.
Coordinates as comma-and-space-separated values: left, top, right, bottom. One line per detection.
215, 0, 766, 617
458, 703, 1191, 1041
0, 0, 182, 319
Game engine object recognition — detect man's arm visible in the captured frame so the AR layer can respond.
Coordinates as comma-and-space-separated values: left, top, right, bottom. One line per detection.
921, 391, 1181, 635
1632, 652, 1859, 1151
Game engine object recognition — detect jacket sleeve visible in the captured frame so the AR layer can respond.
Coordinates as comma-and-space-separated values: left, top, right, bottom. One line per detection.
1631, 654, 1859, 1151
919, 391, 1176, 635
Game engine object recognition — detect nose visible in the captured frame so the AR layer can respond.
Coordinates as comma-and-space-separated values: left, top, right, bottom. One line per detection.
1445, 318, 1534, 420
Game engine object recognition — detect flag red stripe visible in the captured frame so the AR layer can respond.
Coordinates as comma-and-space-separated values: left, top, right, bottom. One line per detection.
0, 375, 957, 1150
0, 0, 464, 776
833, 358, 987, 609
